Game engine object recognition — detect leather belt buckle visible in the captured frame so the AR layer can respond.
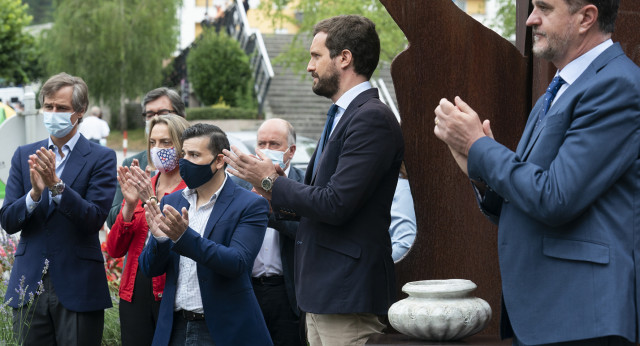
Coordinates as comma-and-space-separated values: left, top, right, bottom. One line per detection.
251, 275, 284, 285
177, 310, 205, 321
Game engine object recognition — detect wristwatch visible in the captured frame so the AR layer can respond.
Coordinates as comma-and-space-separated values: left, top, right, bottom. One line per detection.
260, 173, 279, 192
49, 180, 65, 197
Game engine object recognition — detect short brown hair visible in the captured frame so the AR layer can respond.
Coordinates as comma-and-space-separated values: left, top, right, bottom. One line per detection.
39, 72, 89, 116
313, 15, 380, 80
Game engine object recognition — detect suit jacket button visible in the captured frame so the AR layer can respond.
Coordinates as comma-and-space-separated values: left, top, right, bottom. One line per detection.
158, 293, 162, 298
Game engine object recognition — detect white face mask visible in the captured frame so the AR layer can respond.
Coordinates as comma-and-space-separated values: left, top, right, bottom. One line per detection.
150, 147, 179, 173
261, 148, 290, 169
43, 111, 77, 138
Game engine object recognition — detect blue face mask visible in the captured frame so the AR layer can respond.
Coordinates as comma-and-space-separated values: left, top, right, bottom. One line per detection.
43, 111, 77, 138
179, 157, 218, 189
261, 148, 290, 169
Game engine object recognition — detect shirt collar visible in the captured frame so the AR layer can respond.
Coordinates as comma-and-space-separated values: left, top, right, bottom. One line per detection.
558, 39, 613, 85
181, 172, 228, 206
335, 81, 372, 112
48, 131, 81, 152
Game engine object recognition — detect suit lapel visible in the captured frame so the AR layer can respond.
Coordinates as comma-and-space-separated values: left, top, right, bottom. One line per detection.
60, 136, 89, 187
202, 178, 234, 240
521, 104, 546, 160
310, 88, 379, 185
520, 44, 623, 160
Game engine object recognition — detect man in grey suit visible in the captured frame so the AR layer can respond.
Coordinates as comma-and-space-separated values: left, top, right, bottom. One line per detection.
106, 87, 186, 227
435, 0, 640, 344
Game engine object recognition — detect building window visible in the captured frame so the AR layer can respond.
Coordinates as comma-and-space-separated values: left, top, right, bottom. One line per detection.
466, 0, 486, 15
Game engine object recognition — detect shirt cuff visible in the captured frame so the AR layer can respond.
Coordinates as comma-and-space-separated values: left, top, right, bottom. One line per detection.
26, 190, 40, 215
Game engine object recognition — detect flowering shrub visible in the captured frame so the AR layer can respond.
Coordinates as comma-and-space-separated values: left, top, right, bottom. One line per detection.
101, 241, 124, 290
0, 232, 48, 344
101, 239, 123, 345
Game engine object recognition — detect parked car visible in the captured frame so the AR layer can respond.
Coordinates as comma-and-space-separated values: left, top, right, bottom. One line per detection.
226, 131, 317, 173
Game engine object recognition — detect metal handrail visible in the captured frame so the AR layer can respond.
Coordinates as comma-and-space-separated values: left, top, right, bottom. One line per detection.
376, 78, 400, 123
225, 0, 274, 114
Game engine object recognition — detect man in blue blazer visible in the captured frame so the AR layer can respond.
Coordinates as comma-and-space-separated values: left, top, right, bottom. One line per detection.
0, 73, 116, 345
224, 15, 404, 345
435, 0, 640, 344
139, 123, 272, 346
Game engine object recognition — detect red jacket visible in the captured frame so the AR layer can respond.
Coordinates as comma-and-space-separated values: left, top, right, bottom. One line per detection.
106, 174, 187, 302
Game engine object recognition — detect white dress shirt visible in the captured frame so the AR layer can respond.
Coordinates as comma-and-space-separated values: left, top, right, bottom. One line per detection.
551, 39, 613, 109
251, 166, 291, 278
26, 132, 81, 212
173, 174, 228, 313
329, 81, 373, 136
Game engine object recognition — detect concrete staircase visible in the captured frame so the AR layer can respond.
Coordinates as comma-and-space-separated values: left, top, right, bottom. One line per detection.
261, 33, 398, 140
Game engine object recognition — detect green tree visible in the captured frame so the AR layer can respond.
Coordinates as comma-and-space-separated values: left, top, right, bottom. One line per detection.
258, 0, 407, 77
23, 0, 53, 25
42, 0, 181, 130
187, 30, 252, 107
0, 0, 42, 85
490, 0, 516, 40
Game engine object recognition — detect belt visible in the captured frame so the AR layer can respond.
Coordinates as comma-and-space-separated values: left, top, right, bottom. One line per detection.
175, 310, 205, 321
251, 275, 284, 285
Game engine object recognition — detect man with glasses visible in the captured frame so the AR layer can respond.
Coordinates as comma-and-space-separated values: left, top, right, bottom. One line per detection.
106, 87, 186, 228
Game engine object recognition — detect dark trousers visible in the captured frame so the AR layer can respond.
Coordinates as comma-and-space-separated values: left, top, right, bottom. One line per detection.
513, 335, 634, 346
119, 268, 161, 346
169, 312, 214, 346
252, 276, 303, 346
12, 273, 104, 346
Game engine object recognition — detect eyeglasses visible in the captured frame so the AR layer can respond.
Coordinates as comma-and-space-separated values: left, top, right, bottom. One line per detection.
141, 109, 174, 118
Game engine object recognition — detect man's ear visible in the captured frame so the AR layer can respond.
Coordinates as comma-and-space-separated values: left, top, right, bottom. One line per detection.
215, 153, 226, 169
578, 4, 598, 34
287, 144, 297, 160
339, 49, 353, 69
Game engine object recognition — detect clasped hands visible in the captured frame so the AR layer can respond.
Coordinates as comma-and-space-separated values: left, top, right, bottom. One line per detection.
222, 146, 285, 200
28, 147, 59, 201
433, 96, 494, 176
144, 199, 189, 242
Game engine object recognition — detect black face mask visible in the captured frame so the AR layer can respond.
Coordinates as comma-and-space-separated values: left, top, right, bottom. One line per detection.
179, 157, 218, 189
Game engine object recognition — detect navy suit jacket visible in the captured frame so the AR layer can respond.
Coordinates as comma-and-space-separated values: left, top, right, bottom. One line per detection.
233, 166, 304, 316
139, 178, 273, 346
468, 43, 640, 344
0, 135, 116, 311
271, 88, 404, 314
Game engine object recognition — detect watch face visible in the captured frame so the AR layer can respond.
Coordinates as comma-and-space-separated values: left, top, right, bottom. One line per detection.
261, 178, 272, 191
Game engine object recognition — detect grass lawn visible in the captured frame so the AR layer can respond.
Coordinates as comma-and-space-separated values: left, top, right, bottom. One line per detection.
0, 181, 4, 199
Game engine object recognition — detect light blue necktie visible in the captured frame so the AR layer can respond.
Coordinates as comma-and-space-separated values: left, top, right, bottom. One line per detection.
540, 76, 566, 122
313, 104, 339, 175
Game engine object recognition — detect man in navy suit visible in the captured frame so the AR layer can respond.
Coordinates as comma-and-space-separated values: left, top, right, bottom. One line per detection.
435, 0, 640, 344
0, 72, 117, 345
239, 118, 305, 346
139, 123, 272, 346
224, 15, 404, 346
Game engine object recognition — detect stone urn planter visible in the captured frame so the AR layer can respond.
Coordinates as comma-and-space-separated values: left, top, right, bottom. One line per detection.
388, 279, 491, 341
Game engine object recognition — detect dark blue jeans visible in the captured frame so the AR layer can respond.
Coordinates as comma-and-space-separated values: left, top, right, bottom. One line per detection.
169, 312, 214, 346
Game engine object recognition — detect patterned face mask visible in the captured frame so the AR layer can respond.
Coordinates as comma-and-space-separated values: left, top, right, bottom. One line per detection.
150, 147, 178, 173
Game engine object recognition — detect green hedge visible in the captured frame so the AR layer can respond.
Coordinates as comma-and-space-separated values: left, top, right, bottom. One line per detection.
186, 107, 258, 120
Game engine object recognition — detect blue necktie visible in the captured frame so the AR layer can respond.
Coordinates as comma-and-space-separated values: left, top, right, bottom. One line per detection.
313, 104, 339, 175
540, 76, 566, 122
